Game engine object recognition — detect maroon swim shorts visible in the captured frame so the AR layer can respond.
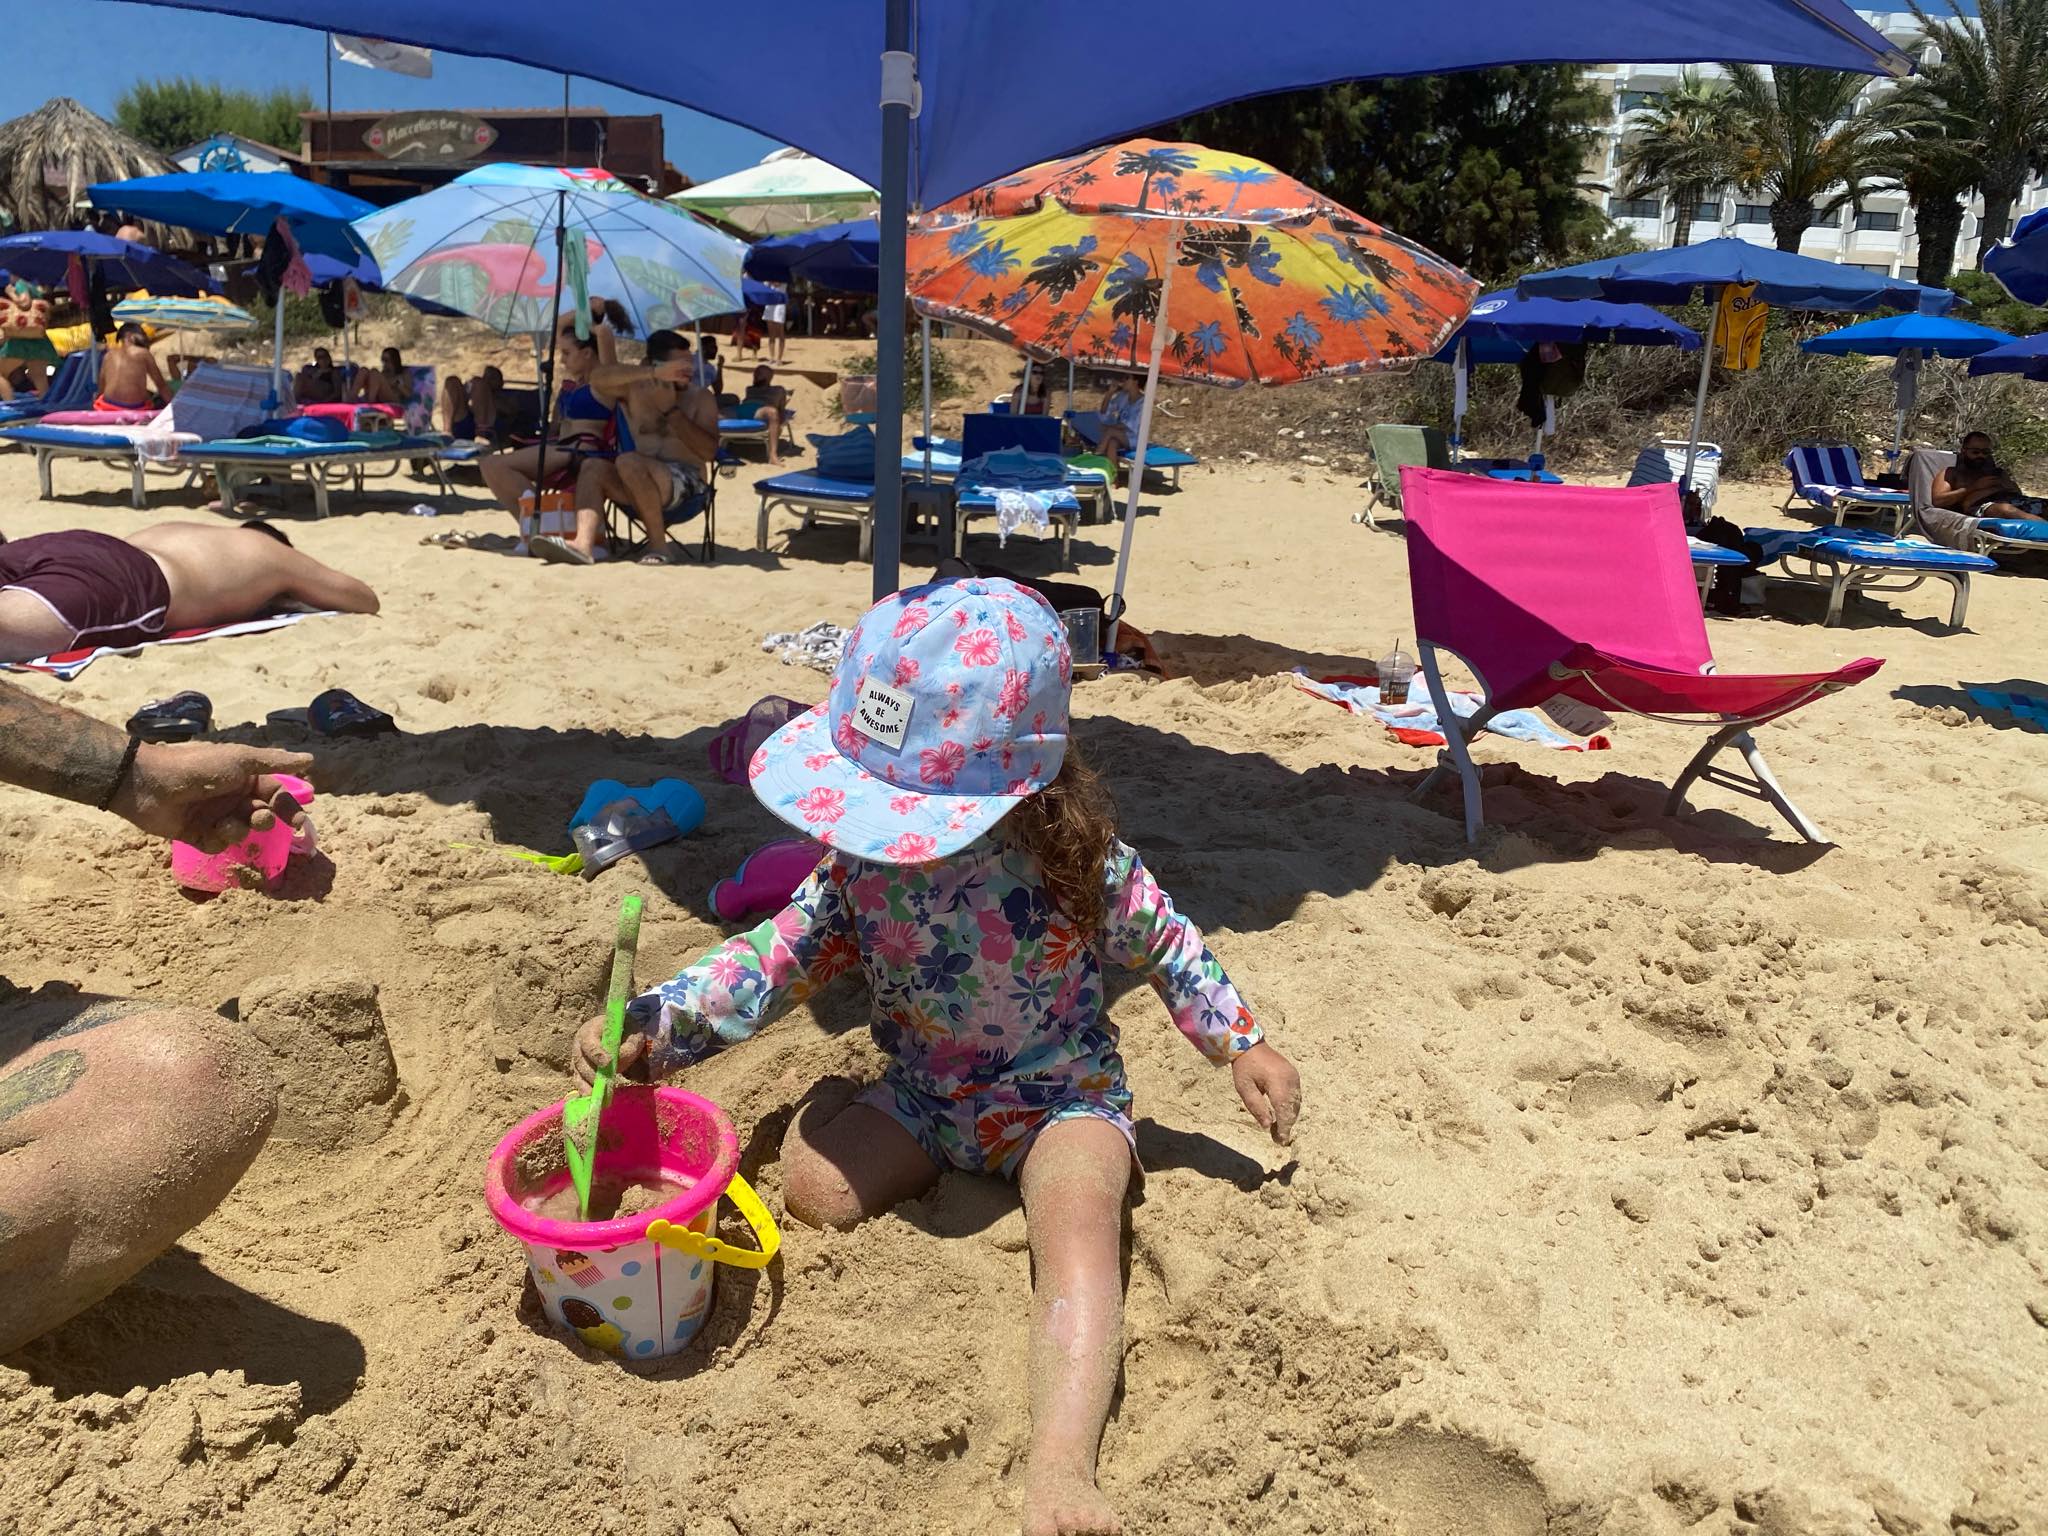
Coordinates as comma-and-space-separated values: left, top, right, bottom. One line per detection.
0, 530, 171, 650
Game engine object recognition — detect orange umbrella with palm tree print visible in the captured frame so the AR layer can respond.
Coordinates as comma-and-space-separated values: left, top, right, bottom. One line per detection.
907, 140, 1478, 611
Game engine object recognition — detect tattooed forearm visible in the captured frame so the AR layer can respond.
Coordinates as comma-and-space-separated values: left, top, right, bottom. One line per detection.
0, 681, 127, 809
0, 1049, 86, 1127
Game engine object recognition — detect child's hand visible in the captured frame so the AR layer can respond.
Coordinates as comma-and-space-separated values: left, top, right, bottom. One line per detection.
572, 1013, 652, 1087
1232, 1041, 1301, 1144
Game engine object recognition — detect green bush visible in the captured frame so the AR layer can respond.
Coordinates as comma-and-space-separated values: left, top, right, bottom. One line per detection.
833, 331, 964, 418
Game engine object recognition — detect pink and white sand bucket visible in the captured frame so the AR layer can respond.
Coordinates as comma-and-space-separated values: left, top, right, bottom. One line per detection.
485, 1084, 779, 1360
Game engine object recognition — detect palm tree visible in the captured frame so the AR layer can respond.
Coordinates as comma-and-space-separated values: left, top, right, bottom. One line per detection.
1907, 0, 2048, 260
1614, 71, 1733, 248
1113, 146, 1198, 212
1873, 79, 1978, 287
0, 97, 174, 236
1718, 65, 1902, 253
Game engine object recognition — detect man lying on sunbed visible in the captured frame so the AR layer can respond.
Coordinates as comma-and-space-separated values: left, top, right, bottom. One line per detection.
1925, 431, 2042, 548
567, 329, 719, 568
96, 323, 167, 412
0, 521, 378, 664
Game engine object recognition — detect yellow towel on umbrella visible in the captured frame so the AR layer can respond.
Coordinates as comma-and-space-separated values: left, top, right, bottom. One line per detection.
1713, 283, 1768, 371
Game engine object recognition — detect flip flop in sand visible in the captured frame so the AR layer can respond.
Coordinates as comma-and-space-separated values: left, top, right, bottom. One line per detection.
126, 690, 212, 743
309, 688, 397, 738
638, 544, 688, 567
531, 535, 594, 566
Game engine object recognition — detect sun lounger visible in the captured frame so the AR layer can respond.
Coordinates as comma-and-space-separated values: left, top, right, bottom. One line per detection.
179, 434, 455, 519
1627, 438, 1722, 513
1361, 424, 1451, 530
1063, 409, 1198, 489
718, 394, 797, 458
1402, 467, 1882, 844
0, 363, 275, 507
757, 470, 879, 557
1688, 535, 1748, 602
948, 414, 1088, 560
1905, 446, 2048, 556
1782, 443, 1913, 533
1745, 524, 1995, 628
0, 352, 94, 425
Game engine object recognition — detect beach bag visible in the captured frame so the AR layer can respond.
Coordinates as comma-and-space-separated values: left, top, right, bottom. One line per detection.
809, 425, 876, 482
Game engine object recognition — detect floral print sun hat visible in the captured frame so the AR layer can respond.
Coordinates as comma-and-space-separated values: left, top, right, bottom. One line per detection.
748, 577, 1072, 864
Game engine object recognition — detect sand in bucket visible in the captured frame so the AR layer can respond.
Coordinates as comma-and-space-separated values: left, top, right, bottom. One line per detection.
486, 1083, 777, 1360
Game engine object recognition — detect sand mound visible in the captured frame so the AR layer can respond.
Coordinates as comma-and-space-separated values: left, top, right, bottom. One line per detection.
1, 338, 2044, 1532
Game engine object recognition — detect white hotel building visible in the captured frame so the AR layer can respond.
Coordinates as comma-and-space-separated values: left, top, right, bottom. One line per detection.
1585, 4, 2048, 279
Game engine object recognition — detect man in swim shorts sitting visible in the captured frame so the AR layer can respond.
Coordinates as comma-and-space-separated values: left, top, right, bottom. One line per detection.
0, 521, 379, 664
1921, 431, 2040, 549
96, 322, 167, 412
587, 330, 720, 566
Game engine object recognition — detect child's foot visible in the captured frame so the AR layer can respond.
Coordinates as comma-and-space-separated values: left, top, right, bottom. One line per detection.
1022, 1461, 1120, 1535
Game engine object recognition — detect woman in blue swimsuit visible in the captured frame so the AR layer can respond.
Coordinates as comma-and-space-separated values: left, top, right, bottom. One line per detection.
479, 332, 615, 553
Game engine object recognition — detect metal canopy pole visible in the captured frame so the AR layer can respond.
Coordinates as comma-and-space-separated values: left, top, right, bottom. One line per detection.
1681, 284, 1717, 493
869, 0, 915, 599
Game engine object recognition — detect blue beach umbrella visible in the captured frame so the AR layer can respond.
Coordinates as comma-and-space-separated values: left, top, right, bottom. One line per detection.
1801, 313, 2014, 459
1985, 207, 2048, 306
745, 219, 880, 295
1434, 290, 1700, 454
121, 1, 1915, 597
0, 230, 215, 298
1520, 238, 1957, 490
1966, 333, 2048, 382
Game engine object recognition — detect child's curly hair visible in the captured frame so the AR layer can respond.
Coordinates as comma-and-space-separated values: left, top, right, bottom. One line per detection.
1000, 738, 1117, 933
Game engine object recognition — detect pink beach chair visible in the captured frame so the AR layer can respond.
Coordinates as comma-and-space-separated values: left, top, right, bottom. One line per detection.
1401, 468, 1884, 844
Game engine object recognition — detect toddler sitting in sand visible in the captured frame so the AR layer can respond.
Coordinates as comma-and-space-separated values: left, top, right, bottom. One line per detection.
577, 576, 1301, 1536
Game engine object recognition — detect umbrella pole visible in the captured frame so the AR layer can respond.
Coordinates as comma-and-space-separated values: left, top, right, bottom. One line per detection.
869, 0, 914, 599
1892, 348, 1920, 464
1108, 224, 1181, 627
1680, 286, 1717, 496
1020, 356, 1032, 412
1450, 337, 1468, 461
920, 311, 933, 484
270, 287, 286, 408
535, 190, 567, 507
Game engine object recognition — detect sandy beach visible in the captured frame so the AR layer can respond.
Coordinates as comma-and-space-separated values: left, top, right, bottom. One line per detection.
0, 334, 2044, 1535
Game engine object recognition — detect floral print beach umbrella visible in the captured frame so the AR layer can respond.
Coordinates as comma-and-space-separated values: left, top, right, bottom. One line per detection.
355, 164, 745, 338
906, 140, 1477, 607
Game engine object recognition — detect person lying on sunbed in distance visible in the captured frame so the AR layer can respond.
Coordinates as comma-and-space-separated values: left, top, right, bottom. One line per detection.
1095, 375, 1145, 467
441, 365, 503, 441
0, 521, 378, 664
96, 323, 167, 412
351, 346, 411, 410
579, 329, 720, 567
738, 363, 790, 466
480, 331, 615, 553
558, 297, 631, 366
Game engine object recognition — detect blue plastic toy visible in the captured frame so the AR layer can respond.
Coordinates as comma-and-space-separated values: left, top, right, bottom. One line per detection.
567, 778, 706, 838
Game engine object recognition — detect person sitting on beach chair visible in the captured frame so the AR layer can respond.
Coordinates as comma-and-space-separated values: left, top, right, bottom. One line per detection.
480, 332, 615, 553
0, 520, 379, 665
738, 363, 791, 466
1931, 432, 2036, 521
95, 323, 166, 412
293, 346, 342, 405
582, 329, 720, 567
351, 347, 412, 410
1095, 375, 1145, 466
441, 365, 504, 442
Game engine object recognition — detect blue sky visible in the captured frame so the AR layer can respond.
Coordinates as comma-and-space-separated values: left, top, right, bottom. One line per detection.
2, 2, 782, 183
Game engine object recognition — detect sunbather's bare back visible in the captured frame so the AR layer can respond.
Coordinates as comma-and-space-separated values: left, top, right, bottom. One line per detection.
126, 523, 380, 628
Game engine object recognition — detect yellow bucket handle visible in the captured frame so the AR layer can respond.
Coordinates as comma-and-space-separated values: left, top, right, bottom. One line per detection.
645, 1173, 781, 1270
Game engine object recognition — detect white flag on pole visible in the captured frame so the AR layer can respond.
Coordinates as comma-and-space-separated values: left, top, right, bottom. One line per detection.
331, 34, 434, 77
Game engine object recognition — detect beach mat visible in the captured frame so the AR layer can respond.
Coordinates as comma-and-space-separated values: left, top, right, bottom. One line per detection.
2, 610, 338, 681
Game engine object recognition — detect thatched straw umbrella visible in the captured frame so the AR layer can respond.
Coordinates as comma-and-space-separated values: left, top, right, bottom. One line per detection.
0, 97, 175, 238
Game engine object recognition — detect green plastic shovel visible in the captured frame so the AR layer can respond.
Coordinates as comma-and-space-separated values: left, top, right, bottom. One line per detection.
562, 892, 644, 1221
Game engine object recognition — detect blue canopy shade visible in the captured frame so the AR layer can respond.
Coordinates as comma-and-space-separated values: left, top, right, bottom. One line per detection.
87, 171, 378, 262
1801, 313, 2012, 357
1435, 289, 1700, 364
0, 230, 215, 297
1966, 333, 2048, 381
745, 218, 878, 294
743, 278, 786, 309
1519, 238, 1955, 314
117, 3, 1909, 210
1985, 206, 2048, 306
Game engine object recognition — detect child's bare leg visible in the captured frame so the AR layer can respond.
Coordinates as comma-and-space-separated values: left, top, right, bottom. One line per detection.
1017, 1117, 1130, 1536
780, 1100, 938, 1230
